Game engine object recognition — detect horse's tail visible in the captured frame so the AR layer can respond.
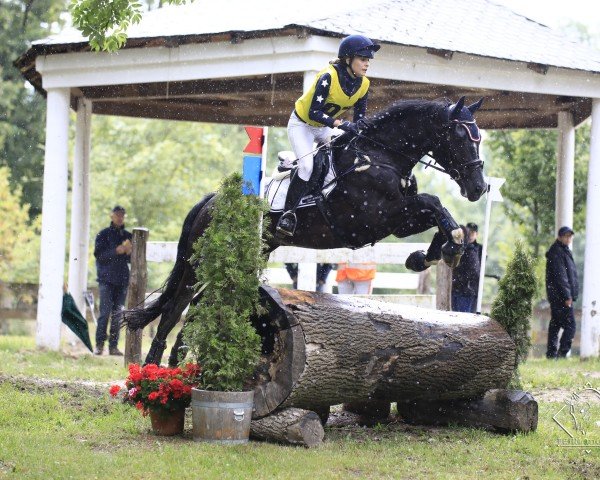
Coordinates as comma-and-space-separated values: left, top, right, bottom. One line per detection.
121, 193, 215, 330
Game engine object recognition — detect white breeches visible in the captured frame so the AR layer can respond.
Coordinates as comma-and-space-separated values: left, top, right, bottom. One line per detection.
337, 280, 373, 295
287, 112, 333, 181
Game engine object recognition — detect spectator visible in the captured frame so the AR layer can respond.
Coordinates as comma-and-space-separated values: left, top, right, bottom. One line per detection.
336, 262, 377, 294
545, 226, 578, 359
452, 224, 482, 313
93, 205, 132, 356
285, 263, 333, 292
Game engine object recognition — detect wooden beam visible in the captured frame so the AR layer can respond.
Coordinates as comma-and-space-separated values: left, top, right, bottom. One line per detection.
124, 228, 149, 366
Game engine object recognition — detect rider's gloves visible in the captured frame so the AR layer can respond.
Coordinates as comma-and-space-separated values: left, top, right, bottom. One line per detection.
338, 121, 360, 135
356, 118, 374, 131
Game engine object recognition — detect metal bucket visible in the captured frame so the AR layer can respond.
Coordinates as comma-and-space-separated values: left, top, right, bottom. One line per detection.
191, 389, 254, 444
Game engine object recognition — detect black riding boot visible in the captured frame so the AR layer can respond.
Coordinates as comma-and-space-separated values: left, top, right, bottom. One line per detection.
276, 174, 309, 237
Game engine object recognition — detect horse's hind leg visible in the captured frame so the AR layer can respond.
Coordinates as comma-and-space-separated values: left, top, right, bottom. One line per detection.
145, 267, 195, 365
166, 291, 204, 367
167, 329, 186, 367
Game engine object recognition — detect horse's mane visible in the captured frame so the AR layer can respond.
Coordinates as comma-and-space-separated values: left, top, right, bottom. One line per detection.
369, 98, 451, 127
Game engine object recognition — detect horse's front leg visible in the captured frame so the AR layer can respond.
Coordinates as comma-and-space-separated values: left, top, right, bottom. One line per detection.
400, 194, 465, 271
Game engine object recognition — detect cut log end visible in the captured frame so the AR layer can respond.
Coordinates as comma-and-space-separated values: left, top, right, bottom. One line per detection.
250, 408, 324, 447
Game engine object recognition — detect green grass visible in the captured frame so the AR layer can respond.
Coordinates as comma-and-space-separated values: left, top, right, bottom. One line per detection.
0, 335, 126, 382
0, 335, 599, 479
520, 357, 600, 390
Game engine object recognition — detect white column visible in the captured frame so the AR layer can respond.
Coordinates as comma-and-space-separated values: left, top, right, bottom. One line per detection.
36, 88, 71, 350
581, 98, 600, 358
555, 111, 575, 234
303, 70, 318, 93
68, 98, 92, 315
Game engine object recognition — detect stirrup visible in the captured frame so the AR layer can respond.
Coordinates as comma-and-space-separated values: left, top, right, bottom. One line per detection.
276, 211, 297, 237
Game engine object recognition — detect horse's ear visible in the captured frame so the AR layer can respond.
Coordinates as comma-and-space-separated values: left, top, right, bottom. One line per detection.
449, 96, 465, 120
468, 98, 484, 114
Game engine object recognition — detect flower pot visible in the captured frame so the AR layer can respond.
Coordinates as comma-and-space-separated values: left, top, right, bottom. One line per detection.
191, 389, 254, 444
149, 408, 185, 436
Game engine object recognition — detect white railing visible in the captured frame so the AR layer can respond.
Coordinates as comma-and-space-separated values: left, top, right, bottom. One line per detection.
145, 241, 433, 306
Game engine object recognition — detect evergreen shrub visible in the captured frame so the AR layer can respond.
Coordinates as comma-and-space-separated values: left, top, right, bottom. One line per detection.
182, 173, 270, 391
490, 240, 537, 387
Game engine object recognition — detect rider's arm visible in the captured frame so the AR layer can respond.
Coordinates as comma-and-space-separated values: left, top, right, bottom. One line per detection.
307, 73, 337, 128
353, 93, 368, 122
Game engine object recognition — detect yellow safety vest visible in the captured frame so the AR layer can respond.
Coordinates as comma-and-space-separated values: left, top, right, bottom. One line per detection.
295, 65, 370, 127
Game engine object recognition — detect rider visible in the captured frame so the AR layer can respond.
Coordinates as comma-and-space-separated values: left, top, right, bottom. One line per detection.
275, 34, 380, 237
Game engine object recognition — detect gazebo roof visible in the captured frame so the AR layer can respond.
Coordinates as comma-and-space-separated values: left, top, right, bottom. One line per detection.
15, 0, 600, 128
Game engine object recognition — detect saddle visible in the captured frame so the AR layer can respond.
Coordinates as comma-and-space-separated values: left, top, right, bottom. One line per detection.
265, 145, 337, 212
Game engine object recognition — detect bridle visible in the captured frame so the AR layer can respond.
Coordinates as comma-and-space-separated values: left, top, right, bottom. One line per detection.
349, 120, 485, 183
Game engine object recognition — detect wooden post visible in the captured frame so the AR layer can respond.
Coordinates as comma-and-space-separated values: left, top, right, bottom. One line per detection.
436, 261, 452, 311
124, 228, 149, 366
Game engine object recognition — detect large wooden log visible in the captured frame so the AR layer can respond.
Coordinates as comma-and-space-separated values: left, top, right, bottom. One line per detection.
250, 408, 324, 447
396, 389, 538, 433
251, 286, 516, 418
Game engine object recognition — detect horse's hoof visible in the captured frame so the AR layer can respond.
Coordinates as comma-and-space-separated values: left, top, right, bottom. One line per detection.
441, 241, 465, 268
405, 250, 429, 272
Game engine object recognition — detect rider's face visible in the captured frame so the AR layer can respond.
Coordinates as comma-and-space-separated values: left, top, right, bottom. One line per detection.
350, 56, 370, 77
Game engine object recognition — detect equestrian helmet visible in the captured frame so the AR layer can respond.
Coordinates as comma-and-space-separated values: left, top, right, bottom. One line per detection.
338, 35, 380, 59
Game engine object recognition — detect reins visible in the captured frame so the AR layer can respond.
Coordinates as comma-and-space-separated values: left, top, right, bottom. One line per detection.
353, 131, 484, 181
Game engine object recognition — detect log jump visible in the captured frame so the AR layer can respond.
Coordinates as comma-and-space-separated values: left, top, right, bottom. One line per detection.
247, 286, 536, 446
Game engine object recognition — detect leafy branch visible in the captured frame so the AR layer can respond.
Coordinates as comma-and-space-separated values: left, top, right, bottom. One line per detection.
69, 0, 191, 52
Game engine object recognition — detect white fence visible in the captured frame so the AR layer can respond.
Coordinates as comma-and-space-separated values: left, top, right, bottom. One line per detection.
146, 241, 435, 307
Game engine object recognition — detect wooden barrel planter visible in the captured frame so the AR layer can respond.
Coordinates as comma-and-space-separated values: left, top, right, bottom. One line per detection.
250, 286, 517, 419
191, 389, 254, 444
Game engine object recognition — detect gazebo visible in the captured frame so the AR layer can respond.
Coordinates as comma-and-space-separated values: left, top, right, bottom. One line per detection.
15, 0, 600, 356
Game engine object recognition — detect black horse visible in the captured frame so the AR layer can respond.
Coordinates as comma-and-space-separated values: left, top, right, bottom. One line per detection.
123, 97, 487, 366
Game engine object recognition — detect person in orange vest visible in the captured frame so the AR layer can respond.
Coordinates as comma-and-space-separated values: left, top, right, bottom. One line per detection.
336, 262, 377, 294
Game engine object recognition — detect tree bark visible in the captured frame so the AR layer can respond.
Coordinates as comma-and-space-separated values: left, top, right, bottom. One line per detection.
397, 389, 538, 433
251, 286, 516, 418
250, 408, 324, 447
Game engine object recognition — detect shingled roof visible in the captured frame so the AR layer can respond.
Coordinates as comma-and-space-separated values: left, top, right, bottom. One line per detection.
14, 0, 600, 129
25, 0, 600, 73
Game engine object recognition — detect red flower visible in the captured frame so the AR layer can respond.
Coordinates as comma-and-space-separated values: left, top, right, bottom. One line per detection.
109, 385, 121, 397
117, 362, 201, 416
127, 364, 143, 383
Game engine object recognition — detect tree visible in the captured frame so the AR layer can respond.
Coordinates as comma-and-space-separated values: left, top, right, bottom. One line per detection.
486, 126, 589, 258
183, 173, 268, 391
87, 116, 249, 288
0, 166, 40, 283
1, 0, 68, 218
69, 0, 190, 51
490, 240, 537, 387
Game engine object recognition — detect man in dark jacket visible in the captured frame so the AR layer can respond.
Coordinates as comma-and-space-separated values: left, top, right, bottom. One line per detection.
93, 205, 132, 355
452, 223, 482, 313
545, 226, 579, 359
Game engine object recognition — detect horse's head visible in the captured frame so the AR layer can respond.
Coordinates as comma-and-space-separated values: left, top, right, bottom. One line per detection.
431, 97, 487, 201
